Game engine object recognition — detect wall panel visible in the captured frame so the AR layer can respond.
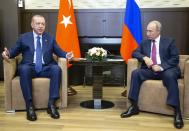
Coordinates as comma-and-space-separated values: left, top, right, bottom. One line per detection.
20, 8, 189, 55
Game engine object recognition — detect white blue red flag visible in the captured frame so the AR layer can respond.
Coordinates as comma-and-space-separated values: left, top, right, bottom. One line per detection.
120, 0, 142, 63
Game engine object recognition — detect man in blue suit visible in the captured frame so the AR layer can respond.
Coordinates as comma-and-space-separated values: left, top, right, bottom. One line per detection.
2, 15, 73, 121
120, 20, 184, 129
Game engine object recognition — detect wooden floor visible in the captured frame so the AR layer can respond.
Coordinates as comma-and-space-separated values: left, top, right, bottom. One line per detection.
0, 82, 188, 131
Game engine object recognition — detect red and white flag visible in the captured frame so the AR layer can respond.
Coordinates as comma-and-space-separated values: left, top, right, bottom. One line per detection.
56, 0, 81, 66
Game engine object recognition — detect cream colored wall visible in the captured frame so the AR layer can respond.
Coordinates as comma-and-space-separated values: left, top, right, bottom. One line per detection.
24, 0, 189, 9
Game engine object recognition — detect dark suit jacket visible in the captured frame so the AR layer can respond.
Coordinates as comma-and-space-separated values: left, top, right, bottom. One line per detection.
132, 37, 180, 71
9, 32, 67, 65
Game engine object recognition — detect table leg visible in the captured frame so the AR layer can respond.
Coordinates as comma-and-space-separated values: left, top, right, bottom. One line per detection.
93, 75, 103, 108
80, 66, 114, 109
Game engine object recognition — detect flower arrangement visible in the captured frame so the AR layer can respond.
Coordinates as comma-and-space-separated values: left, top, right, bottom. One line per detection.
86, 47, 107, 61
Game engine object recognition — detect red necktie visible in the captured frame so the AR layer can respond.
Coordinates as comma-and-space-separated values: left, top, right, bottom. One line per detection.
152, 40, 157, 65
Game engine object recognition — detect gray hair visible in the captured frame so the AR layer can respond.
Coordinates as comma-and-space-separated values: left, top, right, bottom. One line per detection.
149, 20, 162, 32
31, 14, 45, 23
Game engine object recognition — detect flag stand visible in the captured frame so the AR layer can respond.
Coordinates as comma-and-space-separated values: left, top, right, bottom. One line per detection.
68, 86, 77, 96
121, 90, 127, 97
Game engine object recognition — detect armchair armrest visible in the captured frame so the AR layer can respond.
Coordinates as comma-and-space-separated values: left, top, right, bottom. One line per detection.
126, 58, 140, 108
183, 59, 189, 118
3, 59, 17, 111
127, 58, 141, 95
58, 58, 68, 108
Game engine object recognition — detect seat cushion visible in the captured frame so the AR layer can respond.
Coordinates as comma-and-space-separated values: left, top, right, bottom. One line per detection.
12, 77, 50, 110
138, 79, 184, 115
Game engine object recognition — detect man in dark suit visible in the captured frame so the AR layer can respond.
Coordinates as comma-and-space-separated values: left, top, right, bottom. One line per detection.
120, 20, 184, 129
2, 15, 73, 121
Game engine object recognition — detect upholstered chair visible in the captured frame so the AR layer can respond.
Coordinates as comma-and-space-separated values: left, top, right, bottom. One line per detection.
3, 55, 68, 112
126, 55, 189, 119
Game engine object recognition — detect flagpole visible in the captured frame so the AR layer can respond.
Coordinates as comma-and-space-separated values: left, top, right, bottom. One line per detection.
120, 0, 142, 97
56, 0, 81, 96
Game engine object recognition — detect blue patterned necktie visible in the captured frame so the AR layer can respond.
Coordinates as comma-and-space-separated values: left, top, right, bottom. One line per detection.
35, 36, 42, 73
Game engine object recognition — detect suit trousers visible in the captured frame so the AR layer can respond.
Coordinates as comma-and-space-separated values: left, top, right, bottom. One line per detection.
17, 64, 61, 107
128, 67, 181, 107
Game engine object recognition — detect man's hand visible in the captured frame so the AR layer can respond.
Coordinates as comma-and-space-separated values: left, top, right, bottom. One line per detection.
2, 47, 10, 62
143, 56, 153, 68
151, 65, 161, 72
66, 51, 74, 60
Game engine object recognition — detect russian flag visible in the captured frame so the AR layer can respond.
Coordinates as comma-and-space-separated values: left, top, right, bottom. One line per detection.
120, 0, 142, 63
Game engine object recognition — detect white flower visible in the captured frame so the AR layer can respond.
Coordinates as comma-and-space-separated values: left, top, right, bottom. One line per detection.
87, 47, 107, 61
96, 51, 100, 56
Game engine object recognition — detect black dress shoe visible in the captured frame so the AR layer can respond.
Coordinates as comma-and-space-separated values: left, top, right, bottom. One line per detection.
120, 105, 139, 118
174, 112, 184, 129
26, 106, 37, 121
47, 105, 60, 119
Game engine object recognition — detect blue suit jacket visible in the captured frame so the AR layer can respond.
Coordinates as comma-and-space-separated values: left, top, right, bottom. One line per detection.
132, 37, 180, 71
9, 32, 67, 65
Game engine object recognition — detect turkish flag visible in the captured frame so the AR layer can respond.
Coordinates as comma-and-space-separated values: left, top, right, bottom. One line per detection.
56, 0, 81, 63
